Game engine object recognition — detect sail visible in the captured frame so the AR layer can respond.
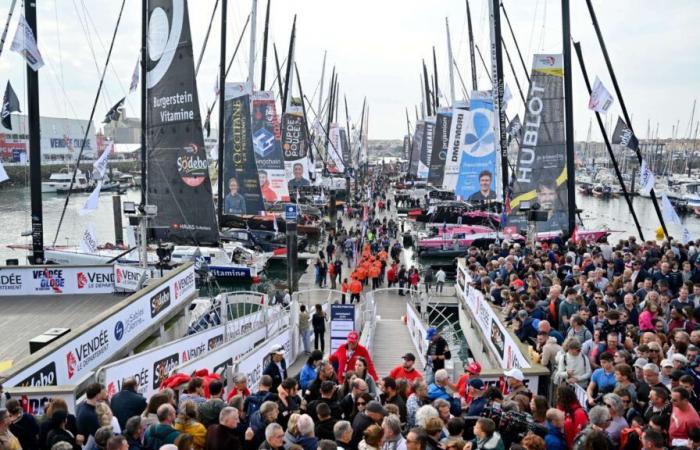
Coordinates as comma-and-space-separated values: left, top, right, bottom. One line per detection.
409, 121, 424, 178
428, 110, 452, 187
326, 123, 345, 174
146, 0, 218, 245
418, 117, 435, 179
442, 105, 469, 191
251, 91, 289, 202
221, 82, 264, 216
456, 91, 499, 202
281, 111, 311, 192
508, 54, 569, 233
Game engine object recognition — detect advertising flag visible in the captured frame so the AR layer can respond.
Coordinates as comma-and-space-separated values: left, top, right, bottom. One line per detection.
428, 110, 452, 187
442, 107, 469, 192
326, 123, 345, 174
661, 193, 682, 225
251, 91, 289, 203
638, 160, 655, 195
79, 223, 99, 254
80, 181, 103, 216
409, 122, 424, 178
417, 117, 435, 179
281, 112, 311, 192
588, 77, 614, 113
11, 15, 44, 70
611, 117, 639, 150
1, 81, 21, 130
129, 56, 140, 93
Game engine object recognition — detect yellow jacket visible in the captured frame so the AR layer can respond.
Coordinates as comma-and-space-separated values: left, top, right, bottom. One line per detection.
174, 419, 207, 450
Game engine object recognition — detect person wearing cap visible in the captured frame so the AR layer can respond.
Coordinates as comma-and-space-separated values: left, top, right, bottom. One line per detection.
659, 359, 674, 386
388, 354, 423, 387
425, 328, 451, 378
350, 401, 386, 450
330, 331, 378, 382
503, 368, 530, 402
454, 361, 482, 405
263, 344, 288, 392
465, 379, 488, 416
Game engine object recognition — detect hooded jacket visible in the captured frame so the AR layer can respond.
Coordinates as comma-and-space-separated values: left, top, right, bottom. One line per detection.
472, 433, 504, 450
330, 344, 378, 381
544, 423, 567, 450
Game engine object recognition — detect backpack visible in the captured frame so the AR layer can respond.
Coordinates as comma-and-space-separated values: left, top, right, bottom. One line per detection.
245, 391, 272, 417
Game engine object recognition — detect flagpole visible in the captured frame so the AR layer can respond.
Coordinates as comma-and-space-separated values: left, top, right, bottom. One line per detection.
562, 0, 577, 236
217, 0, 227, 227
0, 0, 18, 58
573, 41, 644, 240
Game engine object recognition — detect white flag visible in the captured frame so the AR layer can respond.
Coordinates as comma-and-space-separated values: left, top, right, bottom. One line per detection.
129, 56, 140, 93
682, 227, 692, 245
273, 215, 278, 233
0, 160, 9, 183
661, 193, 682, 225
10, 15, 44, 71
638, 160, 655, 194
503, 83, 513, 110
214, 75, 219, 97
80, 181, 103, 216
79, 222, 98, 254
588, 77, 614, 113
93, 141, 114, 180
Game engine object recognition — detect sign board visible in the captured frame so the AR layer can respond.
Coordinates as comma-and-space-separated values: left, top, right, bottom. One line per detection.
4, 266, 196, 387
114, 264, 149, 292
285, 203, 298, 223
405, 303, 428, 367
0, 265, 115, 296
330, 304, 355, 353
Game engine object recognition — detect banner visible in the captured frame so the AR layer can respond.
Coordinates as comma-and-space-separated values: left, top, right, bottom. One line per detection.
0, 265, 114, 296
1, 81, 21, 130
79, 181, 102, 216
222, 83, 264, 215
4, 266, 195, 387
11, 15, 44, 71
326, 123, 345, 174
79, 223, 98, 254
442, 107, 469, 191
611, 116, 639, 150
281, 112, 311, 191
330, 304, 355, 354
340, 127, 351, 169
638, 160, 655, 194
114, 264, 150, 292
251, 91, 289, 203
509, 54, 569, 233
427, 111, 451, 187
409, 122, 424, 178
146, 0, 219, 245
661, 193, 682, 225
588, 77, 614, 113
456, 91, 499, 202
418, 118, 435, 179
129, 56, 140, 94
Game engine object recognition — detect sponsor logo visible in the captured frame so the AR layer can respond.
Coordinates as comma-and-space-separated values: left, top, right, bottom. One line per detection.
33, 268, 64, 293
153, 353, 179, 390
115, 367, 150, 396
16, 362, 57, 387
208, 334, 224, 350
66, 329, 110, 379
107, 381, 117, 399
150, 287, 171, 318
114, 321, 125, 341
177, 143, 207, 187
173, 272, 195, 300
116, 268, 123, 283
0, 272, 23, 292
538, 55, 556, 66
213, 358, 233, 380
115, 266, 146, 289
181, 343, 206, 362
116, 309, 146, 340
77, 271, 115, 290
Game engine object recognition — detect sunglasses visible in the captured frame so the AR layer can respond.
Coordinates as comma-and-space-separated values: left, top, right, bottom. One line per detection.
357, 401, 367, 406
650, 349, 660, 353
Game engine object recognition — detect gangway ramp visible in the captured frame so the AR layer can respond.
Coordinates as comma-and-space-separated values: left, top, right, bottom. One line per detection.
371, 289, 424, 378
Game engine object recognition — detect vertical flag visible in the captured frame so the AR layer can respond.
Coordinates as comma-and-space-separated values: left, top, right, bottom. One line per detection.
129, 56, 140, 93
0, 160, 9, 183
93, 141, 114, 180
681, 227, 692, 245
80, 181, 103, 216
611, 117, 639, 150
1, 81, 21, 129
79, 222, 98, 254
638, 160, 655, 194
588, 77, 614, 113
661, 193, 682, 225
10, 15, 44, 70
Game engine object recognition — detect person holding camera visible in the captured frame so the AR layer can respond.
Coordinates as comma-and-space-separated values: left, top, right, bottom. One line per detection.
586, 353, 616, 407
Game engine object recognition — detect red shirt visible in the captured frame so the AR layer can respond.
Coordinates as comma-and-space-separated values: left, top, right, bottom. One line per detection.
670, 405, 700, 444
388, 366, 423, 385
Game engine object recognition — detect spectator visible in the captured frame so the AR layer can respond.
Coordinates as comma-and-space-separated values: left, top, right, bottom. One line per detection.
425, 329, 451, 377
6, 398, 39, 450
179, 378, 206, 408
556, 385, 588, 449
331, 332, 378, 382
406, 380, 428, 429
315, 403, 338, 441
300, 351, 324, 391
351, 401, 385, 450
198, 380, 226, 429
669, 387, 700, 444
380, 415, 405, 450
334, 421, 353, 450
259, 423, 285, 450
555, 338, 592, 387
44, 410, 80, 450
602, 393, 628, 448
143, 404, 180, 450
571, 406, 612, 450
358, 424, 383, 450
124, 417, 144, 450
380, 378, 406, 424
109, 379, 147, 432
466, 418, 504, 450
544, 409, 567, 450
77, 383, 107, 439
173, 401, 206, 450
427, 370, 451, 402
388, 354, 423, 386
299, 305, 312, 354
586, 353, 616, 407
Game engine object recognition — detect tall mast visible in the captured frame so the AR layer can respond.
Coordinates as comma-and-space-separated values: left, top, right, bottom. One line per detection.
140, 0, 148, 209
562, 0, 576, 234
344, 95, 352, 170
432, 46, 440, 109
0, 0, 19, 58
217, 0, 228, 225
259, 0, 270, 90
273, 43, 284, 101
422, 60, 431, 116
325, 69, 336, 153
445, 18, 456, 105
247, 0, 258, 90
488, 0, 508, 201
405, 108, 413, 178
282, 15, 297, 112
500, 1, 529, 82
466, 0, 478, 91
26, 0, 43, 263
317, 51, 327, 121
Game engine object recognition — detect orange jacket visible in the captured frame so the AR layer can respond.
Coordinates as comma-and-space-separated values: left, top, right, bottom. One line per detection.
341, 282, 349, 293
368, 265, 380, 278
350, 279, 363, 294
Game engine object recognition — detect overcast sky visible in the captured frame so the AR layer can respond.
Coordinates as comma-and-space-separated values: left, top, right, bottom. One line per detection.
1, 0, 698, 141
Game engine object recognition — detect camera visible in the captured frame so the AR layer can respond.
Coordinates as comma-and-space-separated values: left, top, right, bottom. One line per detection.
480, 406, 548, 447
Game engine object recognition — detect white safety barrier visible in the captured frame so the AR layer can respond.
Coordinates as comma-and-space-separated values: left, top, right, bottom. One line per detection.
3, 265, 197, 387
0, 265, 115, 296
405, 302, 428, 367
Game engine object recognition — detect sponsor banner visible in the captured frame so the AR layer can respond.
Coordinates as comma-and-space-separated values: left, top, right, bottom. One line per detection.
428, 111, 451, 187
222, 83, 264, 215
340, 127, 351, 170
458, 270, 529, 370
281, 112, 311, 193
330, 304, 355, 354
326, 123, 345, 174
4, 389, 76, 416
4, 266, 196, 387
251, 91, 289, 203
235, 329, 291, 392
114, 265, 149, 292
102, 311, 265, 399
146, 0, 219, 245
409, 122, 424, 178
442, 107, 469, 192
405, 303, 428, 367
457, 91, 500, 202
509, 54, 569, 233
0, 266, 114, 296
418, 117, 435, 179
611, 116, 639, 151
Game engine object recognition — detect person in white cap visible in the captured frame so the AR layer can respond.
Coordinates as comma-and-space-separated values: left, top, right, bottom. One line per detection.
263, 344, 287, 391
503, 368, 530, 401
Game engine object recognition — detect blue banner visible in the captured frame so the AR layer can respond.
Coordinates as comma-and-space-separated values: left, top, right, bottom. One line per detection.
455, 91, 499, 202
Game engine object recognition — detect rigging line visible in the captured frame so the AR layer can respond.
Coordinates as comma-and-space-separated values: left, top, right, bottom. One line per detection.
0, 0, 18, 58
526, 0, 540, 67
53, 0, 66, 111
303, 94, 344, 167
474, 44, 492, 83
71, 0, 112, 110
195, 0, 219, 76
452, 58, 470, 101
52, 0, 127, 246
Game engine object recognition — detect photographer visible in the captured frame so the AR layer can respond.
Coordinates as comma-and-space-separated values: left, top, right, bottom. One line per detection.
465, 418, 504, 450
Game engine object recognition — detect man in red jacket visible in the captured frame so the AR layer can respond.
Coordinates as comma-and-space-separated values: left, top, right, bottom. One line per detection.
330, 331, 378, 381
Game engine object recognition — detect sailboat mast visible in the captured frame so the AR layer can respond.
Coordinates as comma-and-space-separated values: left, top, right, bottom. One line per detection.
283, 15, 297, 112
446, 18, 456, 105
466, 0, 478, 91
217, 0, 228, 225
26, 0, 43, 263
422, 61, 431, 116
405, 108, 413, 178
259, 0, 270, 90
140, 0, 148, 209
432, 47, 439, 109
562, 0, 577, 233
247, 0, 258, 90
488, 0, 508, 201
317, 51, 327, 121
0, 0, 18, 58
